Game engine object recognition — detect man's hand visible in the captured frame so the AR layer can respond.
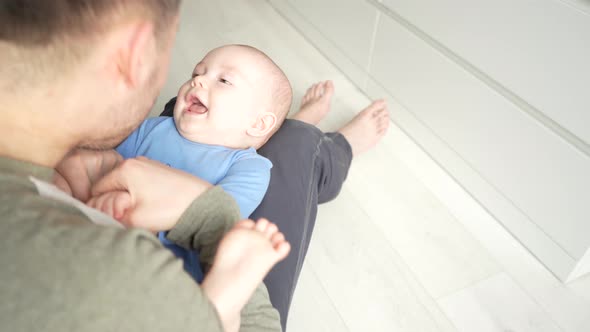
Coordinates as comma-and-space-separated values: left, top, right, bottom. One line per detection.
54, 149, 123, 202
89, 157, 212, 232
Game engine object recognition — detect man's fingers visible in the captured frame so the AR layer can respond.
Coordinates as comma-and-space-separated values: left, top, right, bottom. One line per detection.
91, 157, 162, 197
91, 161, 131, 197
87, 156, 210, 233
113, 191, 133, 220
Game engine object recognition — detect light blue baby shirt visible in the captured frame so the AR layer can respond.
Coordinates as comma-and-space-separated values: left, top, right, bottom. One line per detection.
116, 116, 272, 219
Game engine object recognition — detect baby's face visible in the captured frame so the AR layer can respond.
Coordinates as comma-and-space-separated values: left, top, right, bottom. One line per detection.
173, 46, 271, 148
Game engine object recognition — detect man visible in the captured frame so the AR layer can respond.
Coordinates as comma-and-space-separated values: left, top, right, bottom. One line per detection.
0, 1, 280, 331
0, 1, 389, 331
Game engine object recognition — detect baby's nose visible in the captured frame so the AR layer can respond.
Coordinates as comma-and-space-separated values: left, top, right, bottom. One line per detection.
190, 76, 207, 89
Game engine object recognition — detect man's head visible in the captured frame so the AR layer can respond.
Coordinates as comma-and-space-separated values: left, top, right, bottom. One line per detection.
0, 0, 181, 162
173, 44, 293, 149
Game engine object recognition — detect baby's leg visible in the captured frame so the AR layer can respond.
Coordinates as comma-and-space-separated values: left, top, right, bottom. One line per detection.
201, 218, 290, 332
338, 99, 390, 157
292, 80, 334, 125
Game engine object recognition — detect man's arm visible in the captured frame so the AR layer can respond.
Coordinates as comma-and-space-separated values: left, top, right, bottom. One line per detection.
86, 157, 282, 331
167, 188, 283, 332
56, 153, 282, 331
166, 186, 238, 266
3, 193, 226, 332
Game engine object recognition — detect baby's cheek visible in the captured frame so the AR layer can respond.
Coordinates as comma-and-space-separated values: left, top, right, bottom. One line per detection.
177, 82, 190, 96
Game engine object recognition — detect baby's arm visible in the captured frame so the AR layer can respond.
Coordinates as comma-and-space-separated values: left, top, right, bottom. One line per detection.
217, 155, 272, 219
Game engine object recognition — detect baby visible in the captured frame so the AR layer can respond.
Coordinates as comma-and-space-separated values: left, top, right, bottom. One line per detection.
90, 45, 293, 329
118, 44, 292, 219
111, 44, 293, 280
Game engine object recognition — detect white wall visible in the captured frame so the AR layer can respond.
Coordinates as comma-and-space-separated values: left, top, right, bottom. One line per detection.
269, 0, 590, 281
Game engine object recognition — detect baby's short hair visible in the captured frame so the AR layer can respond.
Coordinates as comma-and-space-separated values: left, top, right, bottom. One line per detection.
233, 45, 293, 133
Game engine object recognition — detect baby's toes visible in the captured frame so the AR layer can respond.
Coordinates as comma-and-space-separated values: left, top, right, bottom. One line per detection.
270, 231, 285, 247
378, 118, 390, 132
374, 105, 388, 115
369, 99, 386, 110
302, 89, 312, 102
302, 88, 312, 102
254, 218, 270, 233
274, 241, 291, 260
310, 84, 319, 99
324, 80, 335, 96
263, 222, 279, 239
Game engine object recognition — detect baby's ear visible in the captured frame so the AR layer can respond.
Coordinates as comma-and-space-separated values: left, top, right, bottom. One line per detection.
247, 112, 277, 137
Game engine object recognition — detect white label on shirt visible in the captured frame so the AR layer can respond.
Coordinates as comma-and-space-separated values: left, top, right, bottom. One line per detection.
29, 176, 124, 229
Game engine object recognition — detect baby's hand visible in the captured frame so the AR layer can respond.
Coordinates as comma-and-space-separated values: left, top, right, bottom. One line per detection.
87, 191, 132, 223
54, 149, 123, 202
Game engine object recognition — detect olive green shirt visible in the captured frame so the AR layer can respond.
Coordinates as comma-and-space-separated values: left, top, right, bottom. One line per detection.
0, 156, 281, 332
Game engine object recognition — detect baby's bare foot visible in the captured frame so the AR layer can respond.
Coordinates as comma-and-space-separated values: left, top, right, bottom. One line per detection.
338, 99, 390, 157
292, 80, 335, 125
201, 219, 290, 332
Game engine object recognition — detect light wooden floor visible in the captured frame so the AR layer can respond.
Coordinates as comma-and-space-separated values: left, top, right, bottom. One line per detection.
154, 1, 590, 331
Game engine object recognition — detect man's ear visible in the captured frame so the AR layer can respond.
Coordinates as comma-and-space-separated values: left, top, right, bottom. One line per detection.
247, 112, 278, 137
108, 22, 155, 88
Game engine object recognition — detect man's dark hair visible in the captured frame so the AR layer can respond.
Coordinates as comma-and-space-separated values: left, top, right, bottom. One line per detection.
0, 0, 181, 89
0, 0, 181, 46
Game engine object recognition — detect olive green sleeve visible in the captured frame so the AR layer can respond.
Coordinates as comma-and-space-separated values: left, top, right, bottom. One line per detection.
166, 186, 239, 268
0, 186, 226, 332
166, 186, 282, 332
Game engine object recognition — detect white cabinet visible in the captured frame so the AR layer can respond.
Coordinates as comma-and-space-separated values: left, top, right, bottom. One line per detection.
368, 7, 590, 281
381, 0, 590, 145
269, 0, 590, 282
272, 0, 379, 85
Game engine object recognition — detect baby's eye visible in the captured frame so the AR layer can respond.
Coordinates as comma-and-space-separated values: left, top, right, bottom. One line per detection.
191, 73, 200, 78
219, 78, 232, 85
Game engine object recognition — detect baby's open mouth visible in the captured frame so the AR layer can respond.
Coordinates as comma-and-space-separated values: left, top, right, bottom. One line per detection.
187, 95, 208, 114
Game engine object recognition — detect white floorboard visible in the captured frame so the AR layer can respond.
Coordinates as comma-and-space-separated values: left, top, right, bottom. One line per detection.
308, 188, 457, 332
345, 136, 501, 299
438, 273, 562, 332
288, 266, 350, 332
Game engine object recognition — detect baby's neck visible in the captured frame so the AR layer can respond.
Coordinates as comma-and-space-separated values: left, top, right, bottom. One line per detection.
180, 132, 257, 150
